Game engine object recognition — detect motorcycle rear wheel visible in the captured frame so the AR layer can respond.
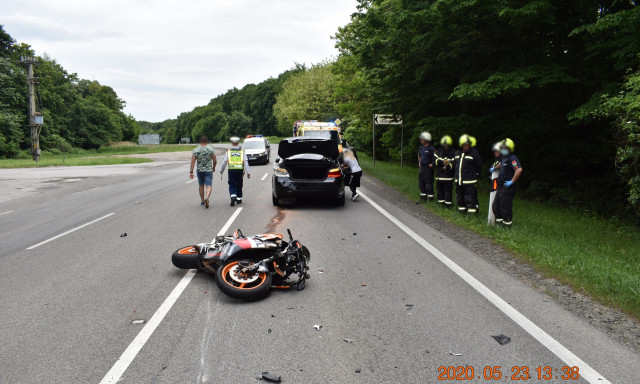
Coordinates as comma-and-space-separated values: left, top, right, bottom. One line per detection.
171, 245, 200, 269
216, 260, 272, 300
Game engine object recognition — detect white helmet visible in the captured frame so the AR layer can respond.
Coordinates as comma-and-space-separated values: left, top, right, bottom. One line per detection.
230, 136, 240, 144
419, 132, 432, 142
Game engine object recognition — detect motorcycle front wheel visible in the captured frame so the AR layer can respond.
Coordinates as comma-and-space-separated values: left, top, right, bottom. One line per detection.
172, 245, 200, 269
215, 260, 272, 300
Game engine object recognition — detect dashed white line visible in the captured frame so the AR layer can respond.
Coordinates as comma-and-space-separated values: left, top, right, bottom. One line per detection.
185, 179, 198, 184
26, 213, 115, 250
99, 208, 243, 384
359, 191, 610, 384
260, 172, 268, 181
0, 210, 14, 215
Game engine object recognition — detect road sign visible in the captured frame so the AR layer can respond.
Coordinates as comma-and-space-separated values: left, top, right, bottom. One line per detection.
334, 118, 342, 126
374, 114, 403, 125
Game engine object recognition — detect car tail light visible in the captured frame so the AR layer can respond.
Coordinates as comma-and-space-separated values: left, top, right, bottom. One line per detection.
327, 168, 342, 178
274, 167, 289, 177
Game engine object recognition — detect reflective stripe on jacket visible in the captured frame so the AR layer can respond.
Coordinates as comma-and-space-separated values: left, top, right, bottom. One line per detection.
453, 148, 482, 186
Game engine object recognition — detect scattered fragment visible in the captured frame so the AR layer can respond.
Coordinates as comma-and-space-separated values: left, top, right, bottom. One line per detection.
405, 304, 414, 310
271, 314, 276, 318
135, 202, 141, 205
361, 283, 367, 287
313, 325, 322, 331
449, 351, 462, 356
120, 233, 127, 237
268, 329, 272, 334
204, 291, 207, 294
425, 350, 430, 354
343, 339, 353, 343
417, 272, 421, 274
491, 334, 511, 345
341, 238, 345, 241
355, 368, 362, 373
318, 269, 324, 273
286, 307, 295, 310
131, 319, 145, 325
261, 372, 282, 383
353, 232, 357, 235
387, 235, 391, 238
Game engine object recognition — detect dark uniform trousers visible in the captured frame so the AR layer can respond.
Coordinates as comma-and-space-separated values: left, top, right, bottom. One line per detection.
436, 180, 453, 206
419, 167, 434, 198
492, 185, 516, 225
456, 184, 478, 213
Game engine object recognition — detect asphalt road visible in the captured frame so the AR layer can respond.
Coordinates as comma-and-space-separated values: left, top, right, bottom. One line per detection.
0, 148, 638, 384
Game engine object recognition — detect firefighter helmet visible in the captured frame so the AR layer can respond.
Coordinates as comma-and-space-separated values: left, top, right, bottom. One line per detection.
501, 138, 515, 152
419, 132, 432, 142
459, 134, 472, 147
440, 135, 453, 146
492, 142, 501, 152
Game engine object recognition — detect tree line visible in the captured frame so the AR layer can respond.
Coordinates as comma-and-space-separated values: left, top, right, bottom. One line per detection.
0, 26, 140, 157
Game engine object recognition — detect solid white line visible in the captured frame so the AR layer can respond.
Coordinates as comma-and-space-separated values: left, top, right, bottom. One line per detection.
26, 213, 115, 250
67, 187, 98, 197
260, 172, 268, 181
185, 179, 197, 184
213, 207, 243, 241
0, 210, 13, 215
359, 191, 610, 384
99, 208, 243, 384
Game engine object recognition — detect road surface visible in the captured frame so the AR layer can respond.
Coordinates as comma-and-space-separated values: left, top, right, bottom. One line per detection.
0, 148, 638, 384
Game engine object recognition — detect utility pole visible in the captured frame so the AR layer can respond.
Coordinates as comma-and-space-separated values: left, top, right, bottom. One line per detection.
21, 56, 43, 162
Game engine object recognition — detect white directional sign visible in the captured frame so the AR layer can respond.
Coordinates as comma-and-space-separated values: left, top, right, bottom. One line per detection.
374, 114, 403, 125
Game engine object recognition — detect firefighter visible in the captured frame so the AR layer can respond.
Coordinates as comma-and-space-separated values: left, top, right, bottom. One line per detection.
417, 132, 435, 202
492, 138, 522, 227
434, 135, 455, 207
454, 134, 482, 214
220, 136, 250, 206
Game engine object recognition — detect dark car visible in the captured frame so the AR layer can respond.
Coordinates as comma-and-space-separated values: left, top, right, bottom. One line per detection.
272, 137, 345, 206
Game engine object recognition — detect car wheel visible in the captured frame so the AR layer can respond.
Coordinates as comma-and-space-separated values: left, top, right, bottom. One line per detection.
335, 194, 345, 206
272, 194, 279, 206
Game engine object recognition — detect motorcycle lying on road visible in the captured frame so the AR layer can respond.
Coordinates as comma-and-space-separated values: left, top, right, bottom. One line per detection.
171, 229, 310, 300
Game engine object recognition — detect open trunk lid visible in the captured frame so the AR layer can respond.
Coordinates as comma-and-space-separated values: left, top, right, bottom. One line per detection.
278, 138, 338, 160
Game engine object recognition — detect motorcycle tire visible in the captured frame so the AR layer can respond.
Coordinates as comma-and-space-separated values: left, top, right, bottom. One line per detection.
215, 260, 272, 300
171, 245, 200, 269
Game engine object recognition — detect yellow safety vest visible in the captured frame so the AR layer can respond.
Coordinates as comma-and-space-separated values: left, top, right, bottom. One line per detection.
228, 149, 244, 170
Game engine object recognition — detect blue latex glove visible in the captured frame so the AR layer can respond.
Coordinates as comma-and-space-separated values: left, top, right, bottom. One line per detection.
504, 180, 514, 187
489, 167, 495, 173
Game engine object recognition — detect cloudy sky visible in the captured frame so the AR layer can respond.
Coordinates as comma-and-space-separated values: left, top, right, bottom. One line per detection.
3, 0, 358, 122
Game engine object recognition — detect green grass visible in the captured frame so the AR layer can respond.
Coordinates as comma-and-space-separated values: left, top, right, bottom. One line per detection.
0, 144, 196, 168
360, 154, 640, 319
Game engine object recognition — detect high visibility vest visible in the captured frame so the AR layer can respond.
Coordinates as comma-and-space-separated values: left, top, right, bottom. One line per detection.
228, 149, 244, 170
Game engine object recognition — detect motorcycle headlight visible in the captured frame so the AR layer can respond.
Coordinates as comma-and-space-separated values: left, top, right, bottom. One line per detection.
274, 167, 289, 177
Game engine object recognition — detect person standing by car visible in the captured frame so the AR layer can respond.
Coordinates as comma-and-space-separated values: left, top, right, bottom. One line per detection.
190, 135, 217, 209
417, 132, 435, 202
434, 135, 455, 208
454, 134, 482, 214
492, 138, 522, 227
220, 136, 250, 206
341, 148, 362, 202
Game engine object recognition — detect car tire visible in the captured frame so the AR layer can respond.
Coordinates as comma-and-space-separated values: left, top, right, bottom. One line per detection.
272, 194, 279, 206
335, 194, 345, 206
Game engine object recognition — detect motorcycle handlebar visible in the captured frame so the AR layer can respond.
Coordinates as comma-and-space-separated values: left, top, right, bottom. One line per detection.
287, 229, 293, 241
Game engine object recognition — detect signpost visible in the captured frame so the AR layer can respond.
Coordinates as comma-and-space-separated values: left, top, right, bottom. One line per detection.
372, 114, 403, 167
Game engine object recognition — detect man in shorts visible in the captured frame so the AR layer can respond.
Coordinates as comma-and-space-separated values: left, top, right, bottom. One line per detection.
190, 135, 217, 208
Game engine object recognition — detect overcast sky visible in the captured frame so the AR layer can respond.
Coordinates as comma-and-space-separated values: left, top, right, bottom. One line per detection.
3, 0, 358, 122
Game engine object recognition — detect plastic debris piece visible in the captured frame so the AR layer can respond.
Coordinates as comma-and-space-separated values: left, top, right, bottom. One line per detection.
449, 351, 462, 356
343, 339, 353, 343
353, 232, 357, 235
131, 319, 145, 325
313, 325, 322, 331
268, 329, 272, 334
318, 269, 324, 273
120, 233, 127, 237
355, 368, 362, 373
405, 304, 414, 310
388, 236, 391, 238
361, 283, 367, 286
261, 372, 281, 383
271, 314, 276, 317
491, 334, 511, 345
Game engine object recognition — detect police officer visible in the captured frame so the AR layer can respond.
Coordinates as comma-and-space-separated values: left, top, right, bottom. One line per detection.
417, 132, 435, 202
220, 136, 250, 206
434, 135, 455, 207
492, 138, 522, 227
454, 134, 482, 214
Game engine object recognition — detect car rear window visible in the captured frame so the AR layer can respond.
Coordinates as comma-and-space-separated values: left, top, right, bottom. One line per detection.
302, 130, 339, 144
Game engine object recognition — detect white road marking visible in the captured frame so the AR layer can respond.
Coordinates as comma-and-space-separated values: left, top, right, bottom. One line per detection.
99, 208, 243, 384
260, 172, 268, 181
0, 210, 14, 215
359, 191, 610, 384
185, 179, 198, 184
26, 213, 115, 250
66, 187, 98, 196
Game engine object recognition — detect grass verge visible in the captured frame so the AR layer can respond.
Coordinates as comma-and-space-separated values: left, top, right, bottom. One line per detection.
359, 154, 640, 319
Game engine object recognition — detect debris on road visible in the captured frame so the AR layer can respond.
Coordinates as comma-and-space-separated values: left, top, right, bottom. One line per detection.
355, 368, 362, 373
260, 372, 282, 383
361, 283, 367, 286
343, 338, 353, 343
491, 334, 511, 345
120, 233, 127, 237
313, 324, 322, 331
271, 314, 276, 317
268, 329, 272, 334
353, 232, 357, 235
449, 351, 462, 356
318, 269, 324, 273
131, 319, 145, 325
388, 235, 391, 238
405, 304, 414, 310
